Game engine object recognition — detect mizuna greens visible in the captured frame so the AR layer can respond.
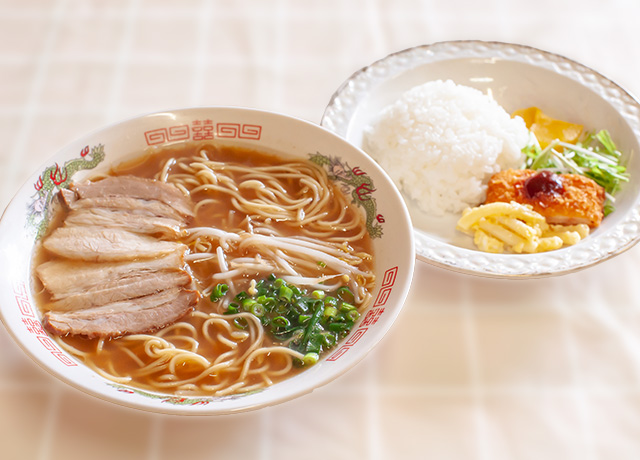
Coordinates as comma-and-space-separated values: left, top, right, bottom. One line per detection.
522, 129, 629, 214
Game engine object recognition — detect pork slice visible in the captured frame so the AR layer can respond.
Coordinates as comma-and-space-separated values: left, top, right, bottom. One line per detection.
43, 288, 200, 339
42, 226, 186, 262
46, 270, 193, 311
36, 251, 187, 297
72, 176, 194, 218
59, 188, 77, 208
64, 208, 186, 238
63, 195, 187, 221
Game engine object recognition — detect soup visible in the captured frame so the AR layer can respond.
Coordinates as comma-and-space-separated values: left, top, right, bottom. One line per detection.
33, 142, 375, 396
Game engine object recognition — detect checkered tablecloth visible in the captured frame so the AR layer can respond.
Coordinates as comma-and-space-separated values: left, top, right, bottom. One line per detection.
2, 0, 640, 459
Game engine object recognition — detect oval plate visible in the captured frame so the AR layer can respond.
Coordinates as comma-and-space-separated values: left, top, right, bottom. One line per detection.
322, 40, 640, 278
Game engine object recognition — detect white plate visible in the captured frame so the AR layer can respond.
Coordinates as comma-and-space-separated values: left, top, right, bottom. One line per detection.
322, 40, 640, 278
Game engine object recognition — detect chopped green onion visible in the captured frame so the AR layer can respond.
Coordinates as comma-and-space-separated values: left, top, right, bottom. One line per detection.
210, 283, 229, 302
274, 302, 288, 315
224, 304, 238, 315
257, 295, 276, 310
345, 309, 360, 322
321, 332, 336, 347
221, 275, 361, 363
233, 317, 248, 329
306, 334, 323, 353
234, 291, 248, 301
250, 303, 265, 317
323, 296, 337, 307
301, 301, 324, 349
339, 302, 356, 312
323, 306, 338, 318
311, 290, 325, 300
294, 298, 310, 313
272, 316, 290, 328
298, 314, 311, 324
328, 322, 351, 332
242, 298, 257, 309
337, 286, 355, 303
278, 285, 294, 302
303, 352, 319, 366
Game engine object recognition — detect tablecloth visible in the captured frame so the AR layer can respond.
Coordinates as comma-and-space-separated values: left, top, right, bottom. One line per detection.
2, 0, 640, 458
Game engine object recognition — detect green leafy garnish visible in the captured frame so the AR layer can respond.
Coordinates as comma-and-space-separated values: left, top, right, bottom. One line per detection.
523, 129, 629, 212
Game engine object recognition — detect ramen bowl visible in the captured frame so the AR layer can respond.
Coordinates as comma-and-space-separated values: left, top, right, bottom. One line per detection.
0, 107, 415, 415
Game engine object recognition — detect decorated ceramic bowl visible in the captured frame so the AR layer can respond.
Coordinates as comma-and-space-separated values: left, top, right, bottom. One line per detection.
0, 107, 415, 415
322, 40, 640, 278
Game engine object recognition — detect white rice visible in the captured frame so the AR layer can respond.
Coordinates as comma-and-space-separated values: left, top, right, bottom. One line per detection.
363, 79, 530, 216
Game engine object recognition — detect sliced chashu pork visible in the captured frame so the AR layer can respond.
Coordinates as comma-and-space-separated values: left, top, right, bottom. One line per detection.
46, 270, 193, 312
42, 226, 186, 262
43, 288, 199, 339
60, 191, 187, 221
71, 176, 194, 219
37, 251, 187, 298
37, 175, 199, 338
64, 208, 186, 238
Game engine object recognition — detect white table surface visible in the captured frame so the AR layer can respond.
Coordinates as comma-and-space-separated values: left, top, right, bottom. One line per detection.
2, 0, 640, 459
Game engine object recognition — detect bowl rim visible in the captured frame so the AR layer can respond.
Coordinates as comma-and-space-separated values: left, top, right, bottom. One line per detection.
321, 39, 640, 279
0, 106, 416, 415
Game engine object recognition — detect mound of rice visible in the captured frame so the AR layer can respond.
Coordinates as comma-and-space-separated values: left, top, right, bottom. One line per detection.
364, 79, 530, 216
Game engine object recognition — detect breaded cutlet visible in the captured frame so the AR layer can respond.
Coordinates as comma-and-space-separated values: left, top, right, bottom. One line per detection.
484, 169, 605, 227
